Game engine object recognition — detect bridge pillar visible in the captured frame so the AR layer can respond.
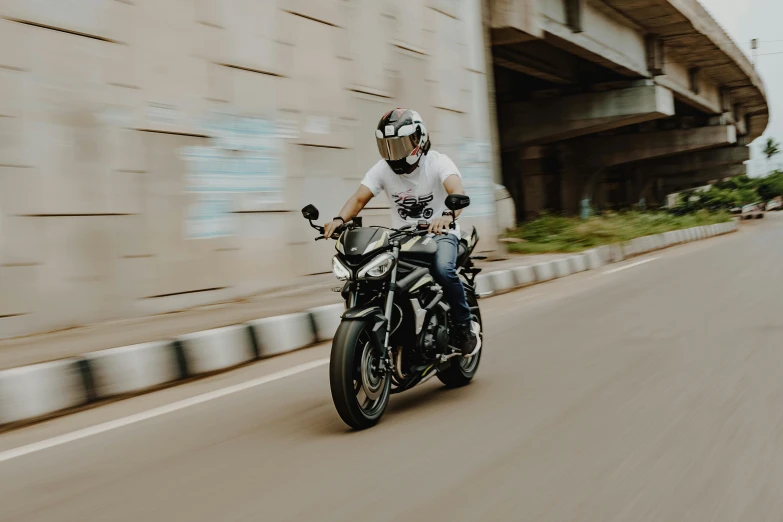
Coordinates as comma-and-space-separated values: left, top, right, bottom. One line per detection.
501, 146, 562, 221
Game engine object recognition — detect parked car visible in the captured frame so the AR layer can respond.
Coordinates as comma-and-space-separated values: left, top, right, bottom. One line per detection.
741, 203, 764, 220
730, 206, 742, 215
765, 198, 782, 212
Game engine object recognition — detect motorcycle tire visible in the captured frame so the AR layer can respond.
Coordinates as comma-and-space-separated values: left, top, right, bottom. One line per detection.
329, 320, 391, 430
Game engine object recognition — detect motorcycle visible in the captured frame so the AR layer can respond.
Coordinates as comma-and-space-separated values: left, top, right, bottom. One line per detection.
301, 194, 484, 429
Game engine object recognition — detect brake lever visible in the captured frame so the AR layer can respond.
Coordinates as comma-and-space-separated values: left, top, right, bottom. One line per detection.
315, 233, 342, 241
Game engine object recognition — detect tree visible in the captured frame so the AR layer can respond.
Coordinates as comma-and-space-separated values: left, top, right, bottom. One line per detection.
763, 137, 781, 160
763, 138, 781, 173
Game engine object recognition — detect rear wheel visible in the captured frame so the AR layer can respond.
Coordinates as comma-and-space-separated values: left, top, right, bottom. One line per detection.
329, 320, 391, 430
438, 292, 482, 388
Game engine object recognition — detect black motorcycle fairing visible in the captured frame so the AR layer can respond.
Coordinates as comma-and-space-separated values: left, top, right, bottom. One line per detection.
469, 226, 479, 248
397, 234, 437, 264
341, 305, 388, 356
342, 305, 383, 320
396, 267, 431, 294
336, 228, 390, 266
398, 226, 478, 266
457, 226, 478, 267
399, 235, 474, 268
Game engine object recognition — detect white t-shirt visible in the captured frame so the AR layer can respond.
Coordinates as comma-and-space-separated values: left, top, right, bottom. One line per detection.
361, 150, 462, 235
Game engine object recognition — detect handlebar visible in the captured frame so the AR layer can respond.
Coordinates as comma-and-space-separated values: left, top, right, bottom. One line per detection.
309, 218, 456, 242
313, 222, 345, 240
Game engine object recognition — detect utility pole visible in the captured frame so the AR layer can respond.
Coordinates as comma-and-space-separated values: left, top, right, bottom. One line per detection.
751, 39, 758, 66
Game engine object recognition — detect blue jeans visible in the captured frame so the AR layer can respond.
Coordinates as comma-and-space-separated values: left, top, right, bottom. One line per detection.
432, 234, 472, 326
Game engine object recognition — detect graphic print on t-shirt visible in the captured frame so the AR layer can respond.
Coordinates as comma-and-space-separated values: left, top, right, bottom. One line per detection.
392, 189, 434, 220
360, 150, 461, 235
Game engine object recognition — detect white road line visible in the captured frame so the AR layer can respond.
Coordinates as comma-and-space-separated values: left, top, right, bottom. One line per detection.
0, 358, 330, 464
601, 257, 659, 275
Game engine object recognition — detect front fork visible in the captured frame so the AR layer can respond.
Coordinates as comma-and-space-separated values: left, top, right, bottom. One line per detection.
381, 243, 401, 372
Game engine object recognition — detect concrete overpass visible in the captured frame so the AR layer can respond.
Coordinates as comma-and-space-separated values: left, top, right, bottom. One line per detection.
491, 0, 769, 218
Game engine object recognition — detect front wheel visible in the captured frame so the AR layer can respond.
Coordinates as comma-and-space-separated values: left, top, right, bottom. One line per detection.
438, 292, 483, 388
329, 320, 391, 430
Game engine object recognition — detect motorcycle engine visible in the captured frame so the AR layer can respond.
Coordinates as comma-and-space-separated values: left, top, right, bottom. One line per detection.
422, 317, 450, 357
435, 325, 450, 352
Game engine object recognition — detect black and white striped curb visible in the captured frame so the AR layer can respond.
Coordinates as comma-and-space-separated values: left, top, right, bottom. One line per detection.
471, 221, 737, 297
0, 304, 344, 426
0, 222, 738, 426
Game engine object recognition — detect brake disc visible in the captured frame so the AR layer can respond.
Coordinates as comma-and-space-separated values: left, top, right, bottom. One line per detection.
360, 342, 385, 400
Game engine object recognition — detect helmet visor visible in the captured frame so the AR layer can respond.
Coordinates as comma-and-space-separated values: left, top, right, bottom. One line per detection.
376, 135, 418, 161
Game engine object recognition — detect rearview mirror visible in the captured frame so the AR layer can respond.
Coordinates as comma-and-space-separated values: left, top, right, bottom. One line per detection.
445, 194, 470, 211
301, 204, 319, 221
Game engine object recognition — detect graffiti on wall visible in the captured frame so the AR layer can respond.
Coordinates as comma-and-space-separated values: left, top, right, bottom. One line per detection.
181, 112, 295, 239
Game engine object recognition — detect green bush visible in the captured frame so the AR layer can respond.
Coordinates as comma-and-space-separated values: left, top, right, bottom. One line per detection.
504, 211, 731, 254
679, 171, 783, 212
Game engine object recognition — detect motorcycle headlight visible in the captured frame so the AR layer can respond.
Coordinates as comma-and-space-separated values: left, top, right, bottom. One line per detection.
332, 256, 351, 281
357, 253, 395, 280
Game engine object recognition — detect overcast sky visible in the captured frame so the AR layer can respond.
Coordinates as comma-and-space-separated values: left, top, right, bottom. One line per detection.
699, 0, 781, 174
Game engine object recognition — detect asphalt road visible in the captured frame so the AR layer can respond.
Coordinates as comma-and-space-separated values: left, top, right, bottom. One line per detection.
1, 216, 782, 522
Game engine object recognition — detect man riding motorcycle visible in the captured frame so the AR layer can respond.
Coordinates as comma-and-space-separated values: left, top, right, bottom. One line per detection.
323, 108, 480, 357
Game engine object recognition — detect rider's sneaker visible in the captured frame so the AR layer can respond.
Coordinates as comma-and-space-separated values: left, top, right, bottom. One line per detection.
453, 321, 482, 358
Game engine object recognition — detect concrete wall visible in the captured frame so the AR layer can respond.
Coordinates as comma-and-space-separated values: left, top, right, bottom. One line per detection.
0, 0, 500, 338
